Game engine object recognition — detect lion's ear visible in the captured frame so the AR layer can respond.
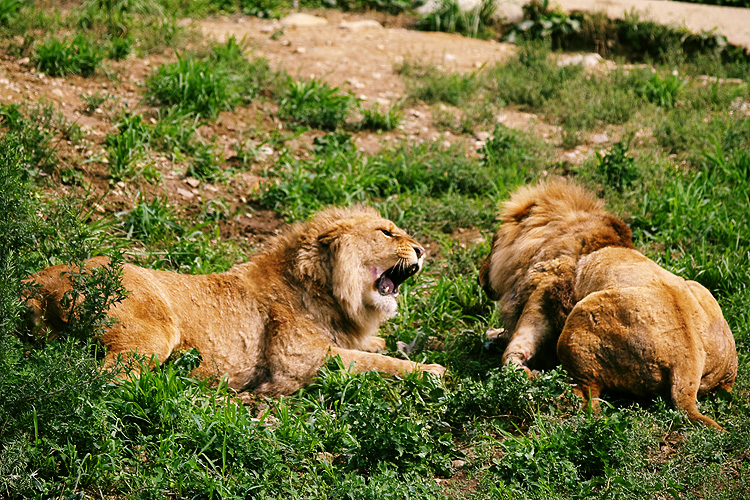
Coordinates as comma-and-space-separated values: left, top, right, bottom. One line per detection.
508, 201, 536, 223
318, 221, 353, 246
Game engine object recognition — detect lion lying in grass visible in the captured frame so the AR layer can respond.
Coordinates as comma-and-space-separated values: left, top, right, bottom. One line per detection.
25, 206, 445, 395
479, 181, 737, 429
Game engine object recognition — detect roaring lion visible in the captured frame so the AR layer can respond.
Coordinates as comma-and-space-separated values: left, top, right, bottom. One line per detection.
479, 181, 737, 429
25, 206, 445, 395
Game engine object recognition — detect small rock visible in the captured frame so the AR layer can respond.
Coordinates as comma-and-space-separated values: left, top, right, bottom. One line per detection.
590, 133, 609, 144
557, 53, 603, 68
476, 131, 491, 142
452, 459, 467, 469
338, 20, 382, 30
177, 188, 194, 199
443, 53, 456, 63
185, 177, 200, 188
18, 57, 30, 65
295, 47, 306, 54
280, 13, 328, 28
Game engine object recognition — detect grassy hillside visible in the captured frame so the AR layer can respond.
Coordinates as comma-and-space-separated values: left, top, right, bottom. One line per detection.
1, 1, 749, 498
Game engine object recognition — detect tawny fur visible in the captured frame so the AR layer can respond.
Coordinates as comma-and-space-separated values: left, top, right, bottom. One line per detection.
25, 206, 445, 395
479, 181, 737, 429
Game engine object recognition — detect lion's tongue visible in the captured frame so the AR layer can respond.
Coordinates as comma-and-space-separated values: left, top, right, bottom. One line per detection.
378, 275, 396, 295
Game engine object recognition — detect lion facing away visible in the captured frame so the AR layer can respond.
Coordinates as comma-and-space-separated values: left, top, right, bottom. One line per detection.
479, 181, 737, 429
25, 206, 445, 395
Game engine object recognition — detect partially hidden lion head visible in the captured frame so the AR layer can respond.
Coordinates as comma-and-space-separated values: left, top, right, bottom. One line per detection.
478, 180, 633, 336
281, 206, 425, 338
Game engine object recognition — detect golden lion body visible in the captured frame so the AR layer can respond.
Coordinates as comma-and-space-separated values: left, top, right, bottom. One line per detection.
480, 182, 737, 428
26, 206, 445, 395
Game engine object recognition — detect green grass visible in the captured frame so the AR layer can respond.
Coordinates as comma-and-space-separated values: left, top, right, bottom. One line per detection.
358, 102, 403, 131
277, 78, 354, 130
104, 112, 154, 182
33, 33, 105, 77
145, 36, 275, 119
2, 4, 750, 499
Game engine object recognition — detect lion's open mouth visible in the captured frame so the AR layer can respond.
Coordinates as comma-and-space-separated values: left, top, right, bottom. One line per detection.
376, 262, 420, 296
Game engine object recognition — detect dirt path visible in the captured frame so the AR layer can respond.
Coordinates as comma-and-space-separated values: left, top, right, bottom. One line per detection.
546, 0, 750, 49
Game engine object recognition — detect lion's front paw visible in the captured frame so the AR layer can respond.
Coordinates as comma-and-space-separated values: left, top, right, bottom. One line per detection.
363, 336, 387, 352
421, 363, 447, 378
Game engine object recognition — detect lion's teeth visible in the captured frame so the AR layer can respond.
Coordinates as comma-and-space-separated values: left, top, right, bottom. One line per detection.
384, 285, 391, 293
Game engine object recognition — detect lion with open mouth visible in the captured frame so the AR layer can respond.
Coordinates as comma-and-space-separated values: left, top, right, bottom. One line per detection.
479, 181, 737, 429
25, 206, 445, 395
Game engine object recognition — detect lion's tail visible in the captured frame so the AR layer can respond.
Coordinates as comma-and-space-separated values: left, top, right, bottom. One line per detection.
669, 368, 723, 430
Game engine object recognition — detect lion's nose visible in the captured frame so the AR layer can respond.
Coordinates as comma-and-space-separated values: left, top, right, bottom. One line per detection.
414, 246, 424, 259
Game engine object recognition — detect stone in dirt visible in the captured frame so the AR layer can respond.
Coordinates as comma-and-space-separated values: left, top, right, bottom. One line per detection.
281, 13, 328, 28
338, 20, 382, 30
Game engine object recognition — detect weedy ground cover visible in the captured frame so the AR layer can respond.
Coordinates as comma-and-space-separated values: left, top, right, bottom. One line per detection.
1, 2, 750, 499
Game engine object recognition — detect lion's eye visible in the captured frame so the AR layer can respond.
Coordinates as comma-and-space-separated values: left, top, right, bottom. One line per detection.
380, 229, 393, 238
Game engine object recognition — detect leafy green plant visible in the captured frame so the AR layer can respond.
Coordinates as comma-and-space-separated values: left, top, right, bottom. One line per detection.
595, 141, 638, 192
504, 0, 581, 48
417, 0, 497, 39
240, 0, 288, 19
302, 357, 454, 475
33, 33, 104, 77
639, 73, 687, 108
0, 0, 22, 26
0, 103, 57, 173
278, 78, 354, 130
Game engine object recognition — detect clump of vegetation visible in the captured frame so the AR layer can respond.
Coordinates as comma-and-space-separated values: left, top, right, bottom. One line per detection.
33, 33, 105, 77
358, 102, 402, 131
0, 103, 57, 173
104, 112, 154, 182
146, 36, 275, 119
118, 195, 183, 243
639, 73, 687, 108
278, 78, 354, 130
417, 0, 497, 39
595, 141, 639, 192
504, 0, 581, 48
0, 0, 23, 26
186, 143, 223, 182
401, 62, 482, 107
